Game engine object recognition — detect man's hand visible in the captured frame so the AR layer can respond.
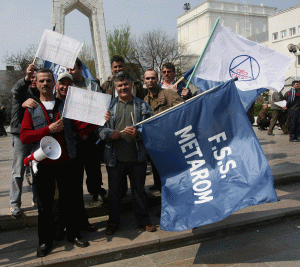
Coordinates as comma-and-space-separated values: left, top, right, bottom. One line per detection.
22, 98, 39, 109
49, 119, 64, 133
123, 126, 137, 137
25, 63, 35, 82
181, 87, 189, 99
110, 130, 122, 140
105, 110, 111, 122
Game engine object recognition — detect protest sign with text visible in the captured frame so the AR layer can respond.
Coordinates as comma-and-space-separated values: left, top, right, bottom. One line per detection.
139, 80, 278, 231
35, 30, 83, 68
63, 86, 111, 126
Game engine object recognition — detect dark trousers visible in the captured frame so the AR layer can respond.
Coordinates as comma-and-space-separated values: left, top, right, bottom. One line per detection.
106, 161, 150, 227
269, 110, 288, 133
0, 119, 6, 136
258, 119, 270, 129
36, 159, 82, 245
82, 136, 103, 195
289, 109, 300, 140
150, 159, 161, 189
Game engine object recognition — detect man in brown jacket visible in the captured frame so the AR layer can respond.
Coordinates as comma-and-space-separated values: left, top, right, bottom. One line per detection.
257, 103, 271, 131
102, 55, 146, 100
144, 69, 183, 191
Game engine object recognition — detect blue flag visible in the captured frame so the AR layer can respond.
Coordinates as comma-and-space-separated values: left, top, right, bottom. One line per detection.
139, 80, 278, 232
184, 67, 266, 111
43, 60, 95, 83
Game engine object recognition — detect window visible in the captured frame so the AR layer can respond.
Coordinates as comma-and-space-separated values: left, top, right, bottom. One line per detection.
281, 30, 287, 38
290, 27, 296, 36
273, 32, 278, 40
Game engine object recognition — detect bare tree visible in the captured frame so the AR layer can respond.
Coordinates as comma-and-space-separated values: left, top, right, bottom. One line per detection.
3, 44, 43, 72
129, 29, 193, 80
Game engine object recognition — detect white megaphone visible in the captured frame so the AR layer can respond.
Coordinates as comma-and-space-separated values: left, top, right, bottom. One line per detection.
24, 136, 62, 174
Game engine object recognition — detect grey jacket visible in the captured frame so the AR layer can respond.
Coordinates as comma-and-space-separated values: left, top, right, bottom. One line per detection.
10, 78, 40, 135
97, 96, 153, 167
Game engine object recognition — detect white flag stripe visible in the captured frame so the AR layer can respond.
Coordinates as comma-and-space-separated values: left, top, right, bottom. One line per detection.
195, 24, 294, 91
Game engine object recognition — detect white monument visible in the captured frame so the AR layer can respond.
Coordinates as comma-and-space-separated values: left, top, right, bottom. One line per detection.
52, 0, 111, 81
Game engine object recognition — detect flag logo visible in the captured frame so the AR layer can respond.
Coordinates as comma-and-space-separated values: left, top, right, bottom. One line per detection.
229, 55, 260, 81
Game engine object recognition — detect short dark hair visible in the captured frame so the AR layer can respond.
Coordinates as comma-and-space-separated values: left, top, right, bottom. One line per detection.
292, 80, 300, 86
144, 69, 158, 79
75, 58, 82, 68
162, 62, 175, 72
111, 55, 125, 66
113, 71, 132, 86
35, 68, 55, 81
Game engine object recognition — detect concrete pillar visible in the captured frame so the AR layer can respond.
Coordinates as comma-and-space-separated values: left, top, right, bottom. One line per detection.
52, 0, 111, 81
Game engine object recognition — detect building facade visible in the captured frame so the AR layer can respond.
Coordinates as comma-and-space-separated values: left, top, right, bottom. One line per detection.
177, 0, 277, 71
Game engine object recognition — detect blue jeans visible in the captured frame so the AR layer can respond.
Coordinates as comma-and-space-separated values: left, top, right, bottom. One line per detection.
106, 161, 150, 227
10, 134, 37, 208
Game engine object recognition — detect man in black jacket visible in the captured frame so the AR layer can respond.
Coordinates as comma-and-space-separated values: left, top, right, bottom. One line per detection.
10, 63, 40, 216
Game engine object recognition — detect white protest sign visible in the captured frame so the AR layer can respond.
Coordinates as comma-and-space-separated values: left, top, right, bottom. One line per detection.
35, 30, 83, 68
275, 100, 287, 108
62, 86, 111, 126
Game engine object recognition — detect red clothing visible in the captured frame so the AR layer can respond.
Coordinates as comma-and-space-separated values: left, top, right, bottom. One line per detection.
20, 103, 97, 163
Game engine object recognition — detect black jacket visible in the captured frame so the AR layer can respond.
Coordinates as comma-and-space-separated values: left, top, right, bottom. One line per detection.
10, 78, 39, 135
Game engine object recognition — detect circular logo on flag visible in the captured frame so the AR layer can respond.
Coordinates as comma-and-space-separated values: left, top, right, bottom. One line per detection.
229, 55, 260, 81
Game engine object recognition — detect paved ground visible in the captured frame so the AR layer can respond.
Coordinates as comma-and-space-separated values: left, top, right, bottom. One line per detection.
1, 125, 300, 266
93, 217, 300, 267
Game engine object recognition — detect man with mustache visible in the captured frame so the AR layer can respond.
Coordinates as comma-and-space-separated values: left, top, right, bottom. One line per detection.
20, 68, 97, 257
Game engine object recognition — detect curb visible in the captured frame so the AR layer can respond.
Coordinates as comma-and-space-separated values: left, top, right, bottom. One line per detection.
31, 205, 300, 267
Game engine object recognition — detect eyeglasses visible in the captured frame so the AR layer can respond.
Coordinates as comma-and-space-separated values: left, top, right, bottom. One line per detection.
162, 70, 174, 74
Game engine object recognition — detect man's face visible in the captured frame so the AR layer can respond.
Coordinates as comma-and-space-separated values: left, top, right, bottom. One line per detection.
115, 79, 132, 101
36, 72, 55, 97
162, 67, 175, 84
67, 64, 82, 81
30, 71, 37, 89
56, 78, 73, 100
293, 82, 300, 89
144, 70, 158, 91
111, 61, 126, 75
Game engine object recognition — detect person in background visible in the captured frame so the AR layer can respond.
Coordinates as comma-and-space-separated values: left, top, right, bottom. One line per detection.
257, 103, 271, 131
268, 89, 288, 135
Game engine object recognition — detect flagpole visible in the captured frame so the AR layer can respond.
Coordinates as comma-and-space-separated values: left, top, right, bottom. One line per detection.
185, 18, 220, 89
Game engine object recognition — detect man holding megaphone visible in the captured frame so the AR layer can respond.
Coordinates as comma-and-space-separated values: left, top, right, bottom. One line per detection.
20, 68, 98, 257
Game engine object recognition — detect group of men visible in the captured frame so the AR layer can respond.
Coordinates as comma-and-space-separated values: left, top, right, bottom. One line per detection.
9, 55, 191, 257
257, 80, 300, 142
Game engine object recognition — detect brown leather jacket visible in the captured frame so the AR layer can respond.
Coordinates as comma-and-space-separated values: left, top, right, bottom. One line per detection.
144, 86, 184, 115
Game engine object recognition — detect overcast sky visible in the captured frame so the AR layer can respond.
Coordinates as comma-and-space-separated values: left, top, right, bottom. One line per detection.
1, 0, 299, 70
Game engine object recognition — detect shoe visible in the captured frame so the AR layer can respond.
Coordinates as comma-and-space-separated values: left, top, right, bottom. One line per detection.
84, 223, 97, 232
32, 201, 37, 208
105, 225, 118, 235
149, 185, 160, 191
141, 223, 157, 232
290, 138, 300, 142
68, 237, 90, 248
268, 132, 274, 136
10, 207, 21, 217
37, 243, 51, 257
